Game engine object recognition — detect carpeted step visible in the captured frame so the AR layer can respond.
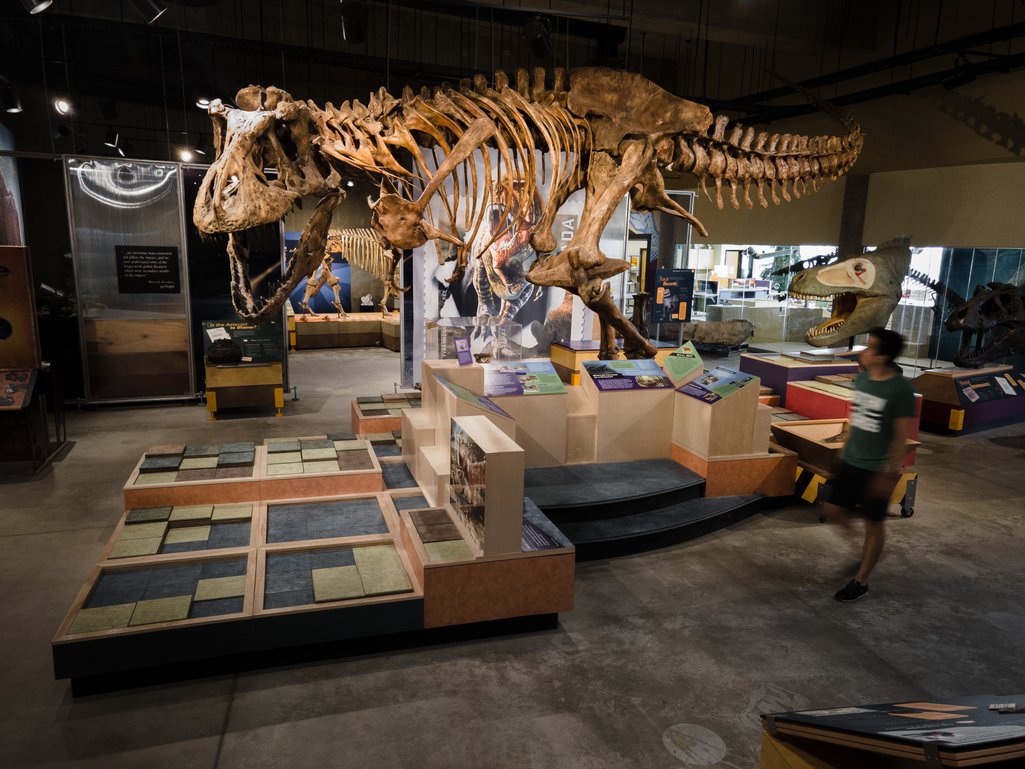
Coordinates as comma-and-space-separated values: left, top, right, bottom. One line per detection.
557, 494, 763, 560
524, 460, 705, 523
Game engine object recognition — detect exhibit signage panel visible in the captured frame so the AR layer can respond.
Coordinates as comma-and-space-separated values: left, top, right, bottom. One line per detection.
663, 341, 702, 383
114, 245, 181, 294
652, 268, 695, 323
436, 376, 511, 419
202, 320, 284, 364
482, 359, 566, 396
678, 365, 757, 403
582, 358, 673, 391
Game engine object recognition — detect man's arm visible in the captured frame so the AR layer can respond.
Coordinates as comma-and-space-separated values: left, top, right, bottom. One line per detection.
884, 416, 915, 473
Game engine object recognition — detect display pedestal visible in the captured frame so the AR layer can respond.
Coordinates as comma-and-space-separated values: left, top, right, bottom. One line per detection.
205, 363, 284, 420
785, 381, 923, 463
739, 354, 859, 406
351, 392, 420, 435
913, 365, 1025, 433
550, 339, 677, 385
292, 312, 396, 350
579, 365, 675, 463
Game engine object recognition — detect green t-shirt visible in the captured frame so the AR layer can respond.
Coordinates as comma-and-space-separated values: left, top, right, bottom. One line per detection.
843, 370, 917, 471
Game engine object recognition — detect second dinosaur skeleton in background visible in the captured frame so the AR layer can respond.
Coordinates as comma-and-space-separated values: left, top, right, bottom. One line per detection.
300, 227, 406, 316
194, 66, 862, 359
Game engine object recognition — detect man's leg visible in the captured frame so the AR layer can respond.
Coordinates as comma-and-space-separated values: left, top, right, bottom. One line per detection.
855, 519, 886, 584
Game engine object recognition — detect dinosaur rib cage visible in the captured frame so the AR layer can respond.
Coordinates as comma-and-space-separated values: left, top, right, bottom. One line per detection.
308, 68, 591, 251
325, 227, 407, 291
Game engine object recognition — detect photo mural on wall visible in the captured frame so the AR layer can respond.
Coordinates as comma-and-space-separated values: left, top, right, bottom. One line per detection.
0, 125, 24, 247
415, 147, 608, 362
449, 420, 487, 548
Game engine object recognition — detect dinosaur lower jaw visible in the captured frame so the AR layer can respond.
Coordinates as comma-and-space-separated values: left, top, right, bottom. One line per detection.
953, 328, 1021, 367
796, 293, 894, 347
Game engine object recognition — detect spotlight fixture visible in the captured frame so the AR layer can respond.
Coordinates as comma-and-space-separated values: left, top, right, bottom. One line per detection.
346, 180, 355, 188
103, 127, 120, 149
120, 143, 135, 158
179, 148, 194, 163
523, 15, 552, 59
20, 0, 53, 14
53, 97, 71, 115
194, 135, 210, 156
196, 97, 211, 109
53, 124, 71, 139
340, 0, 367, 45
3, 85, 22, 114
129, 0, 167, 24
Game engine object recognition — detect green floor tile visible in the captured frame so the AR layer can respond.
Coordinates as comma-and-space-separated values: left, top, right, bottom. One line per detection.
354, 545, 412, 596
194, 575, 246, 601
169, 505, 214, 523
267, 462, 304, 476
109, 536, 163, 559
125, 506, 172, 524
333, 440, 367, 451
164, 525, 211, 544
312, 565, 365, 602
179, 456, 219, 470
134, 471, 178, 486
301, 447, 337, 461
424, 540, 473, 562
119, 521, 168, 540
267, 451, 302, 465
211, 503, 253, 522
68, 603, 136, 635
129, 595, 192, 626
303, 460, 339, 474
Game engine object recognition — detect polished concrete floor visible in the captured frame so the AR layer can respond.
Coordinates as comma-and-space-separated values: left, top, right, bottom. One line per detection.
2, 347, 1023, 769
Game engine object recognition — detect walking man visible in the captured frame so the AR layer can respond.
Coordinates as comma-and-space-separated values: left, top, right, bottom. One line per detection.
822, 327, 917, 602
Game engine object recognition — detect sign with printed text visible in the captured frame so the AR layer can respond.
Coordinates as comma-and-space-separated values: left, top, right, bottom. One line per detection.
663, 341, 703, 383
115, 245, 180, 294
678, 365, 757, 403
483, 360, 566, 397
582, 358, 673, 392
652, 268, 695, 323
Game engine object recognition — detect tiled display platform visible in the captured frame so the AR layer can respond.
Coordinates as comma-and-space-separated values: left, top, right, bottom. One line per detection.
353, 393, 421, 435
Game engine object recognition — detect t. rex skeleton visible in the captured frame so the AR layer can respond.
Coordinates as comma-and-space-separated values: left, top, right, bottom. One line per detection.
193, 67, 862, 359
945, 276, 1025, 367
787, 237, 911, 347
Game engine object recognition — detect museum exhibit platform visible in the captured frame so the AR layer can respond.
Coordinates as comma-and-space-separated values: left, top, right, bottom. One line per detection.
292, 311, 400, 350
204, 361, 284, 419
913, 365, 1025, 433
549, 338, 678, 385
351, 391, 421, 435
406, 355, 795, 557
761, 695, 1025, 768
739, 353, 859, 407
54, 428, 575, 686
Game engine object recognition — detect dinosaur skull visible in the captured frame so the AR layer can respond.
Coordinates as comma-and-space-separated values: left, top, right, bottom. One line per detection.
193, 86, 336, 234
787, 241, 911, 347
945, 282, 1025, 367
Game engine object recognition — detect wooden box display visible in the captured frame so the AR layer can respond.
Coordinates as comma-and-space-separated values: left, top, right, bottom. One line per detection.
351, 391, 421, 435
673, 370, 761, 457
913, 365, 1025, 433
123, 442, 263, 507
259, 436, 384, 499
739, 353, 858, 406
770, 418, 920, 473
449, 415, 525, 557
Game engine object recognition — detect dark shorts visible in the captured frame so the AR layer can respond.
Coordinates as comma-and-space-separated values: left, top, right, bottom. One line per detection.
825, 461, 891, 522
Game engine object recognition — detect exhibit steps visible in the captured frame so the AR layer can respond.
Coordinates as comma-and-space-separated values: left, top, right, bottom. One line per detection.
523, 460, 706, 523
555, 494, 764, 560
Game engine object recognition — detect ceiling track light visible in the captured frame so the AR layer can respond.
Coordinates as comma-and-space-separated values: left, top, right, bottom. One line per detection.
129, 0, 167, 24
179, 147, 194, 163
3, 85, 22, 114
20, 0, 54, 14
53, 97, 71, 115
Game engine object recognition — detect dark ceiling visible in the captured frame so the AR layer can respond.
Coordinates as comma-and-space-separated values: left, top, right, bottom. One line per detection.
2, 0, 1024, 161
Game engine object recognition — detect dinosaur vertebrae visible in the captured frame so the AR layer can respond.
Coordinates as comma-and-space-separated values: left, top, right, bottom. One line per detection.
670, 113, 863, 211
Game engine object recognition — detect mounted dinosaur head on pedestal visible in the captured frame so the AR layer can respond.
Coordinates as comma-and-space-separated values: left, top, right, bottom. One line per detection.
787, 237, 911, 347
945, 281, 1025, 367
